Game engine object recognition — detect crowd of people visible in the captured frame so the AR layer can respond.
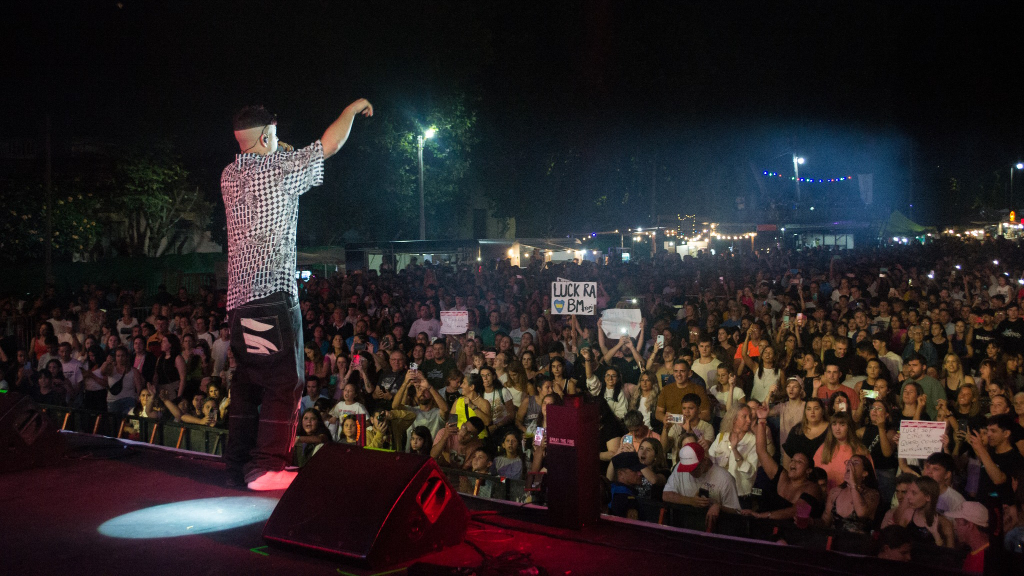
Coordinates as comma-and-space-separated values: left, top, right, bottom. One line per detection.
2, 237, 1024, 573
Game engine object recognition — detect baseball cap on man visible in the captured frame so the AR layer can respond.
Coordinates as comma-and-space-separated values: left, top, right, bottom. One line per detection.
676, 442, 706, 473
944, 501, 988, 528
612, 451, 644, 472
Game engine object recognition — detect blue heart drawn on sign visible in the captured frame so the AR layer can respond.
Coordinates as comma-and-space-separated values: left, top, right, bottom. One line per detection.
553, 300, 565, 313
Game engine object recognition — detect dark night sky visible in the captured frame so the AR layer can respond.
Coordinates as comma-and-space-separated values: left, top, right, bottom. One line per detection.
3, 0, 1023, 230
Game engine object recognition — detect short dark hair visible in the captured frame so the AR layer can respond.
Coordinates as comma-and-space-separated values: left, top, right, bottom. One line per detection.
876, 525, 912, 553
232, 105, 277, 131
824, 362, 843, 378
855, 340, 875, 355
672, 357, 691, 370
990, 393, 1011, 407
895, 472, 918, 486
988, 413, 1016, 432
465, 416, 486, 434
924, 452, 955, 474
681, 393, 702, 408
906, 352, 927, 366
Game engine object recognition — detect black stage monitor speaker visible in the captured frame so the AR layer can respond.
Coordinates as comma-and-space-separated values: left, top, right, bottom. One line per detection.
545, 398, 601, 529
0, 391, 66, 474
263, 444, 468, 568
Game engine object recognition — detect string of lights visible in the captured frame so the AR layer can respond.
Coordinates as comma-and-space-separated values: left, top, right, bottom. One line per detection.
762, 171, 853, 183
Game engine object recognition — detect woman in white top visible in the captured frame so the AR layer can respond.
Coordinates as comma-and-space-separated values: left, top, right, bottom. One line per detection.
741, 332, 782, 404
103, 346, 143, 416
504, 360, 530, 409
480, 366, 515, 437
123, 389, 166, 440
586, 363, 629, 421
709, 364, 746, 419
328, 382, 368, 440
708, 404, 762, 500
627, 372, 660, 428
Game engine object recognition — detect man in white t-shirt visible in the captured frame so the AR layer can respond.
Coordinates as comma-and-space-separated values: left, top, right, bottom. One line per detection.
116, 304, 139, 345
923, 452, 965, 515
409, 305, 441, 340
57, 343, 84, 402
663, 442, 740, 531
193, 316, 215, 348
508, 313, 537, 350
693, 336, 721, 385
210, 323, 231, 377
871, 333, 903, 381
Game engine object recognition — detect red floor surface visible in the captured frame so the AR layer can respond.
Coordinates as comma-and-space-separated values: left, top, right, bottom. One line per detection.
0, 433, 962, 576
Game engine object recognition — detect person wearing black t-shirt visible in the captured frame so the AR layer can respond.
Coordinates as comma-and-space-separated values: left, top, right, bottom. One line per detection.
420, 339, 458, 390
968, 414, 1024, 504
373, 350, 408, 404
29, 370, 66, 406
969, 311, 1000, 371
997, 303, 1024, 355
988, 394, 1024, 455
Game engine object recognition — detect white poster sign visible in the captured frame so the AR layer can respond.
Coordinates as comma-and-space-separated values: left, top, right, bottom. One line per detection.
897, 420, 946, 460
600, 308, 642, 339
440, 311, 469, 335
550, 281, 597, 315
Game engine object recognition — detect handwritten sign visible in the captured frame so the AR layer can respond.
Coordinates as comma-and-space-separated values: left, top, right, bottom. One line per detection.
550, 281, 597, 315
898, 420, 947, 460
440, 311, 469, 335
600, 308, 642, 339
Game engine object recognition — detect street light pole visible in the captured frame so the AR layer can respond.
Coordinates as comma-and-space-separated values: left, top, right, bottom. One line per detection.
1012, 162, 1024, 213
418, 135, 425, 240
417, 128, 436, 241
793, 155, 805, 202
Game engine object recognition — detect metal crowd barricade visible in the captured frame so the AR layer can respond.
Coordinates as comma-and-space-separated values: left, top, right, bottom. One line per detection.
639, 498, 966, 567
3, 314, 36, 356
38, 404, 228, 456
437, 466, 529, 503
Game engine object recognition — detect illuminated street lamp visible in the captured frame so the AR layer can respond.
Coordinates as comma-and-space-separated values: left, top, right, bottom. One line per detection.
793, 155, 805, 202
418, 128, 437, 240
1012, 162, 1024, 214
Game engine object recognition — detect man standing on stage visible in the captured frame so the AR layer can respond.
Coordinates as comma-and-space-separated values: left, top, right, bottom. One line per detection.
222, 98, 373, 490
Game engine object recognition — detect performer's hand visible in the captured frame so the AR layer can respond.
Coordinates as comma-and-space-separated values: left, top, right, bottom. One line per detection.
351, 99, 374, 117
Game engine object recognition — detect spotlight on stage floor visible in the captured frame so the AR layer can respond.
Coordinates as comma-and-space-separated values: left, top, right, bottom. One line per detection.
98, 497, 278, 539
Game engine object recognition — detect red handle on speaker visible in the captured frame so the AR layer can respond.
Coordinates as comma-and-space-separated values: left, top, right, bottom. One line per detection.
416, 472, 451, 524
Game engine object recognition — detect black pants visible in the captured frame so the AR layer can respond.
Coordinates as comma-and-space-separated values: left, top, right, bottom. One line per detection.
224, 292, 304, 482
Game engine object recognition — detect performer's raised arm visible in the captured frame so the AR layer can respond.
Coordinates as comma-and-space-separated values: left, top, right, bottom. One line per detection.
322, 98, 374, 159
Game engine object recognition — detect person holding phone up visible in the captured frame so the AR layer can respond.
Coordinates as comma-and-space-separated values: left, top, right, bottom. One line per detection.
389, 368, 449, 452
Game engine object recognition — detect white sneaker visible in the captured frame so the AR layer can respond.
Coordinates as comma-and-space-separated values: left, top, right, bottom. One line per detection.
247, 470, 298, 491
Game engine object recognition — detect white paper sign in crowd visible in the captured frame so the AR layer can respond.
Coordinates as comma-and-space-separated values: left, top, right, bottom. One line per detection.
440, 311, 469, 335
550, 281, 597, 315
600, 308, 643, 339
897, 420, 947, 460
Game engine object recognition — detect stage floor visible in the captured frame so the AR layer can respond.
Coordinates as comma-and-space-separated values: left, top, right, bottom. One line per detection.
0, 433, 960, 576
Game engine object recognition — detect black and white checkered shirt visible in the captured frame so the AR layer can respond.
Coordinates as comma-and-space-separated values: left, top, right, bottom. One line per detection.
221, 141, 324, 311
